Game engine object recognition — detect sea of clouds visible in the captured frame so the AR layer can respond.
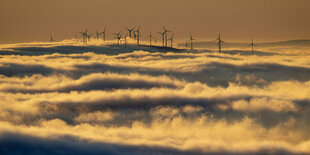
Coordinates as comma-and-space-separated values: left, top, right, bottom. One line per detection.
0, 39, 310, 154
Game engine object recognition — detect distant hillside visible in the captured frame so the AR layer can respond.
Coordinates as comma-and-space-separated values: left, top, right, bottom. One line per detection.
178, 39, 310, 48
259, 39, 310, 47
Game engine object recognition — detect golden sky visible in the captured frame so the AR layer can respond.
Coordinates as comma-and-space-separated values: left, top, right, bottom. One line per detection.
1, 0, 310, 43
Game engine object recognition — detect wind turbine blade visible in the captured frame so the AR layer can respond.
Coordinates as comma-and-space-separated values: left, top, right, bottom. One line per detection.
162, 25, 166, 31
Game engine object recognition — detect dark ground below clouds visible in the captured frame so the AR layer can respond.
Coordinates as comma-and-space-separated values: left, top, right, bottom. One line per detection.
0, 132, 299, 155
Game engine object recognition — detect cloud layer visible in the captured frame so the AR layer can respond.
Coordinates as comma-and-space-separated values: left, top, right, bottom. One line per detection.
1, 40, 310, 154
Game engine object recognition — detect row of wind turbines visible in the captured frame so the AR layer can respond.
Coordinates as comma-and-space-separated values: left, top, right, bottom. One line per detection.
50, 26, 257, 53
77, 26, 178, 48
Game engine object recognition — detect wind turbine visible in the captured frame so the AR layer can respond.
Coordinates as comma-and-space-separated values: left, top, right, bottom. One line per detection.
79, 29, 88, 44
148, 32, 152, 46
168, 33, 174, 48
249, 38, 256, 54
133, 31, 137, 40
189, 33, 195, 50
124, 27, 135, 38
113, 31, 122, 46
102, 27, 107, 42
162, 26, 171, 47
122, 32, 128, 48
217, 33, 224, 52
50, 34, 54, 42
87, 33, 93, 42
185, 41, 188, 49
95, 30, 101, 39
113, 31, 122, 37
158, 31, 165, 47
135, 25, 140, 46
154, 33, 157, 44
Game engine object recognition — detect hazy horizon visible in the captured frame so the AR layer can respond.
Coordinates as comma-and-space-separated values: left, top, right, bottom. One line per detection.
1, 0, 310, 44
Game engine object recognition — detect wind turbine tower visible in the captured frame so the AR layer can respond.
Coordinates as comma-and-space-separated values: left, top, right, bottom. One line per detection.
185, 41, 188, 49
102, 27, 107, 42
123, 33, 128, 48
158, 31, 165, 47
79, 29, 88, 44
217, 33, 224, 52
135, 26, 140, 46
148, 32, 152, 46
50, 34, 54, 42
162, 26, 170, 47
249, 38, 256, 54
95, 30, 101, 39
113, 31, 122, 46
87, 33, 93, 42
168, 33, 174, 48
189, 34, 195, 50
